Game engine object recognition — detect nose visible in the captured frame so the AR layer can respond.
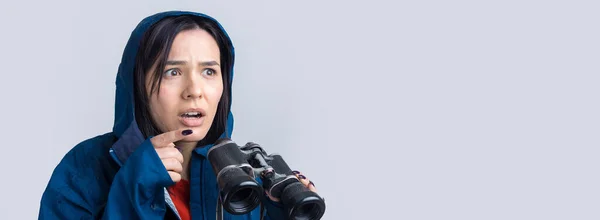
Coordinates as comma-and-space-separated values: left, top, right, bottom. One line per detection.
182, 77, 203, 99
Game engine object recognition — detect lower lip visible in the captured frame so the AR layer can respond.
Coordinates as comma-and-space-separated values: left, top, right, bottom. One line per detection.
179, 116, 205, 127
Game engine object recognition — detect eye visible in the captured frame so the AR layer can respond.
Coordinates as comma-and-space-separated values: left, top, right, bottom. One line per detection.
203, 68, 217, 76
163, 68, 181, 77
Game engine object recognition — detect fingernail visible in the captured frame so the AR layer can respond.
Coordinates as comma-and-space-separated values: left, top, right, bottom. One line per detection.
309, 180, 315, 187
292, 170, 300, 175
298, 175, 306, 180
182, 129, 193, 136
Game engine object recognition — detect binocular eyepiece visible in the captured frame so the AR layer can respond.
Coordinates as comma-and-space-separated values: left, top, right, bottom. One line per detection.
207, 138, 326, 220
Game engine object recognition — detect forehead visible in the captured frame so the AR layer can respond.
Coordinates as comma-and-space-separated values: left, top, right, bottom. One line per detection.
168, 28, 220, 59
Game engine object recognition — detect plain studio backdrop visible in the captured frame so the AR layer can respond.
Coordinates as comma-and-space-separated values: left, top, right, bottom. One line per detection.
0, 0, 598, 219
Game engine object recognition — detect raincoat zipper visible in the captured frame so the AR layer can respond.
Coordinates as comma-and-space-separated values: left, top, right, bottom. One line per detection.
200, 157, 206, 219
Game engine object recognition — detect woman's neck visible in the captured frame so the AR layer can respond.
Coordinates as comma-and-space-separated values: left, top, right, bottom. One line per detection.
175, 141, 198, 181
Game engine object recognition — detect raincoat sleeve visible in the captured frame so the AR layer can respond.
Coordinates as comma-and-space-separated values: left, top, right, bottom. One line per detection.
101, 138, 174, 219
39, 138, 174, 219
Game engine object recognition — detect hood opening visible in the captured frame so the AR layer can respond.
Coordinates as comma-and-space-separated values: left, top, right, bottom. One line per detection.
111, 11, 236, 164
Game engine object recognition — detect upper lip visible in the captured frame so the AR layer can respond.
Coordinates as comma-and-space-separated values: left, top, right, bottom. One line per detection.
180, 108, 206, 116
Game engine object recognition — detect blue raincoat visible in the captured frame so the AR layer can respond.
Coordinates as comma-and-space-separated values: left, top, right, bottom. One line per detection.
39, 11, 287, 220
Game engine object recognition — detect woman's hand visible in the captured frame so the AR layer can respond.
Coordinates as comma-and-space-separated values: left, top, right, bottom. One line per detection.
292, 170, 317, 192
150, 128, 192, 183
266, 170, 318, 202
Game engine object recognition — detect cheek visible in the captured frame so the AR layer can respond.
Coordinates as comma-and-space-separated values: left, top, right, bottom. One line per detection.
149, 87, 180, 124
205, 84, 224, 110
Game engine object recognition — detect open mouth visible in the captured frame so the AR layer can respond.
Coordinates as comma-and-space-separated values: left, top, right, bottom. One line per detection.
181, 111, 204, 118
179, 108, 206, 127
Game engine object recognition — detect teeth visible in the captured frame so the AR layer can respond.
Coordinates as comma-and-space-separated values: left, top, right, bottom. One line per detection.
183, 112, 201, 117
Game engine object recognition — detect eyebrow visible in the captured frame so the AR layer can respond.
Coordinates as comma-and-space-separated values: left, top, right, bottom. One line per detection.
165, 60, 220, 66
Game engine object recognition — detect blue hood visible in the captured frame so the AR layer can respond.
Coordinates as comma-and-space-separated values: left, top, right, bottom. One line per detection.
110, 11, 236, 163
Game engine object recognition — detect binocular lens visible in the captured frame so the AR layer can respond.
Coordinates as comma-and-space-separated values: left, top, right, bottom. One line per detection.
220, 172, 262, 214
282, 182, 326, 220
294, 201, 323, 220
227, 185, 260, 212
290, 198, 325, 220
230, 188, 253, 203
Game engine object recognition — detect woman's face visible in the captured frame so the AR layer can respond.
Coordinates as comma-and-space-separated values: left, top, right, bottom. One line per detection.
146, 28, 223, 142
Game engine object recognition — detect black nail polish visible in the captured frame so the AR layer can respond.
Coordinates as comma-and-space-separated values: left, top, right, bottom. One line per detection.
299, 175, 306, 180
309, 180, 315, 187
182, 129, 193, 136
292, 170, 300, 175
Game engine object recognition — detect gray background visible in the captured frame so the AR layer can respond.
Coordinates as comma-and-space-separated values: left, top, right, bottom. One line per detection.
0, 0, 598, 219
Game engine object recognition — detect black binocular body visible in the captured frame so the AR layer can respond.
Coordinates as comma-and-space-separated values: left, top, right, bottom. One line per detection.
207, 138, 326, 220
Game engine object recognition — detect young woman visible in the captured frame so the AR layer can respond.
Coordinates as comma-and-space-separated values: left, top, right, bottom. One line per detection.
39, 11, 321, 220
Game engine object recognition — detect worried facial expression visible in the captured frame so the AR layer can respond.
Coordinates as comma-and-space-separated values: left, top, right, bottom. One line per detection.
146, 28, 223, 141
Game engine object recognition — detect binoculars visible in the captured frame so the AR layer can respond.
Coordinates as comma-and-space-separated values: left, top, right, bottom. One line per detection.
207, 138, 326, 220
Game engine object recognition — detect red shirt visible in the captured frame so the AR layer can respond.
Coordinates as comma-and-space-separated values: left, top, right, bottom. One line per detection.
167, 179, 191, 220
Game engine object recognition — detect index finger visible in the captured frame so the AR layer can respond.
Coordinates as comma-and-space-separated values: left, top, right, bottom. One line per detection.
151, 128, 193, 147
